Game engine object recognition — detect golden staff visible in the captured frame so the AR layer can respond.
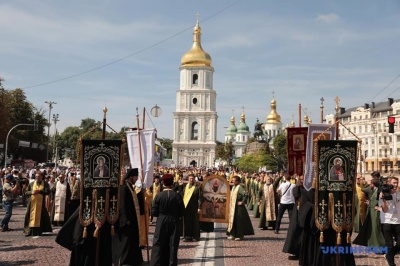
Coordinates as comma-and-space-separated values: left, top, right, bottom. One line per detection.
135, 107, 150, 263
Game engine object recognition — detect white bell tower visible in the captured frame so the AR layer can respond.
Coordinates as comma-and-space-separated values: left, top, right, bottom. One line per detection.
172, 18, 217, 168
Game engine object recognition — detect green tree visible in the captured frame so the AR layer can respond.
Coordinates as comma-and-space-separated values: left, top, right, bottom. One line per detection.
236, 150, 278, 173
215, 141, 234, 165
0, 86, 47, 164
273, 133, 287, 171
158, 137, 173, 159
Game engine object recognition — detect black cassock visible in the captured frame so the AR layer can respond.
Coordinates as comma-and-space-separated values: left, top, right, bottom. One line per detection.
150, 189, 185, 266
282, 185, 302, 256
55, 209, 113, 266
182, 185, 202, 240
297, 188, 319, 266
112, 181, 142, 266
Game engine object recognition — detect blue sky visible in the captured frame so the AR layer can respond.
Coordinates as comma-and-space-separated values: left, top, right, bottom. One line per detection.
1, 0, 400, 142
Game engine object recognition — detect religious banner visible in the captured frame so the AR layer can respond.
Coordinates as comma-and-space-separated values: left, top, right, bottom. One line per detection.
199, 175, 230, 223
314, 140, 358, 244
79, 139, 124, 237
287, 127, 308, 176
126, 128, 156, 189
303, 124, 336, 191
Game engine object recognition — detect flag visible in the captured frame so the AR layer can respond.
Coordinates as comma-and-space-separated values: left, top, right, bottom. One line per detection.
287, 127, 308, 177
126, 128, 156, 188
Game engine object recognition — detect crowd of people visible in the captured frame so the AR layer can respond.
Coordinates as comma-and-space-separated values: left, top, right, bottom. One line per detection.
1, 165, 400, 265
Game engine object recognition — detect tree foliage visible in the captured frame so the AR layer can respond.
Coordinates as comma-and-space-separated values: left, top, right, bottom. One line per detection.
215, 141, 234, 164
158, 138, 173, 159
273, 133, 287, 171
236, 150, 278, 173
0, 84, 47, 164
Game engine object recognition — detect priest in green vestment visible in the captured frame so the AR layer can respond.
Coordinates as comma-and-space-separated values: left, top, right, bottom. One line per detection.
227, 176, 254, 240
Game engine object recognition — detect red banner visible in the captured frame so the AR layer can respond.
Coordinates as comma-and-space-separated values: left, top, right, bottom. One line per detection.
287, 127, 308, 176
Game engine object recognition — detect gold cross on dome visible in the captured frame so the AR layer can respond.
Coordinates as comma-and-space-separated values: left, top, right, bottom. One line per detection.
196, 12, 200, 22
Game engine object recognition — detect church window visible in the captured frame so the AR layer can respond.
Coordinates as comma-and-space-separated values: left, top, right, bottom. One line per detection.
191, 122, 198, 140
192, 74, 199, 85
193, 98, 198, 105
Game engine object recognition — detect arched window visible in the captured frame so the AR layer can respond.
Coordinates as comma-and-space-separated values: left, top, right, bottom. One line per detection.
192, 74, 199, 85
191, 122, 198, 140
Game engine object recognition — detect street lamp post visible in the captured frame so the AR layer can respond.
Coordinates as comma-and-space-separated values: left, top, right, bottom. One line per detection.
52, 114, 59, 164
45, 101, 56, 162
4, 123, 34, 169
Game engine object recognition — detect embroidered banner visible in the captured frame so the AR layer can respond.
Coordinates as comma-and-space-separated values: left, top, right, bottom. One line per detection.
79, 139, 123, 229
303, 124, 336, 191
199, 175, 230, 223
287, 127, 308, 176
315, 140, 358, 241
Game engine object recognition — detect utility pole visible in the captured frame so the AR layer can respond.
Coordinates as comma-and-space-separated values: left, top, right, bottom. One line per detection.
45, 101, 56, 162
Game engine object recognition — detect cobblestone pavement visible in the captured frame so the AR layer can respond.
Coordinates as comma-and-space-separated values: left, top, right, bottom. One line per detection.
0, 201, 398, 265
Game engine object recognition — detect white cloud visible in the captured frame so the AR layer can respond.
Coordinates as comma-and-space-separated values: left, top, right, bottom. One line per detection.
316, 13, 340, 24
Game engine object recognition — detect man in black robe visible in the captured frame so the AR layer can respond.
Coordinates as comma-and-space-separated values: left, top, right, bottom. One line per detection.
181, 174, 202, 241
150, 174, 185, 266
297, 186, 318, 266
56, 209, 113, 266
282, 176, 303, 260
112, 168, 143, 265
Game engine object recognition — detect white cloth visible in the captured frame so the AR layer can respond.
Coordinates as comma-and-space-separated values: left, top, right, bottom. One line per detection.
278, 182, 295, 204
379, 191, 400, 224
126, 128, 156, 189
54, 181, 67, 222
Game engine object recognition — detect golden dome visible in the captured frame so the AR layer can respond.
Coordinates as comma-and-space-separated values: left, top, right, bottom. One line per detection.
266, 98, 281, 123
181, 20, 212, 67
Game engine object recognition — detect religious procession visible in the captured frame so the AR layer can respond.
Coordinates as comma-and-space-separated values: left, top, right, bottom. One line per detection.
1, 105, 399, 266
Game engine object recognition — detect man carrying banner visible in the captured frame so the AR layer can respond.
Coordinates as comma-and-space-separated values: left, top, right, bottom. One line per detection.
113, 168, 143, 266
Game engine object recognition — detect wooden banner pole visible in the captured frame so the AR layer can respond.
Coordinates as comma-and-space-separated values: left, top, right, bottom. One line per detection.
135, 107, 150, 263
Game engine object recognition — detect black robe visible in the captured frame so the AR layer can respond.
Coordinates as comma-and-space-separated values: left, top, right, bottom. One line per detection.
282, 185, 302, 256
24, 181, 53, 236
298, 188, 319, 266
56, 208, 113, 266
150, 189, 185, 266
182, 184, 202, 240
112, 181, 142, 266
302, 188, 356, 266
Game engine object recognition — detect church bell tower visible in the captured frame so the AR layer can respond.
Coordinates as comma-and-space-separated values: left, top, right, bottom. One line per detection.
172, 18, 217, 168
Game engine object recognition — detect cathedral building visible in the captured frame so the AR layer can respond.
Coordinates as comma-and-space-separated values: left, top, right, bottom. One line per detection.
263, 97, 283, 147
171, 19, 217, 167
224, 112, 251, 158
223, 96, 283, 159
